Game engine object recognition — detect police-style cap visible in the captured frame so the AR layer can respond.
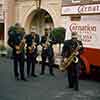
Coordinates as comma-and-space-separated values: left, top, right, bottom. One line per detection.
30, 28, 36, 33
45, 28, 48, 32
72, 32, 77, 38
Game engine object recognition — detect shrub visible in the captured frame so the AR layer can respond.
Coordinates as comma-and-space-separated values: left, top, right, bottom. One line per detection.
50, 27, 66, 43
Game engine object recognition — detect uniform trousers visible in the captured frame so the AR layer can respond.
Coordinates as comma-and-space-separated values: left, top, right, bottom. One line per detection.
67, 63, 80, 90
13, 53, 25, 79
26, 52, 37, 76
41, 49, 54, 75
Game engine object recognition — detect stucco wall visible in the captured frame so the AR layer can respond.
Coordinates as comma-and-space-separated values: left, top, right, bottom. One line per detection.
15, 0, 66, 33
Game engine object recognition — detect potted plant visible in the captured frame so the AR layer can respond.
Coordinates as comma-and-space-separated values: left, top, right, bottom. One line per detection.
0, 41, 7, 56
50, 27, 66, 54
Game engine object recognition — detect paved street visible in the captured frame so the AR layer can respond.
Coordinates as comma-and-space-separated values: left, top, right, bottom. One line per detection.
0, 57, 100, 100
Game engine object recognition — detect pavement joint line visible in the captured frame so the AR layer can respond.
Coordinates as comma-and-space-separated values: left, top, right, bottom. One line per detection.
54, 91, 71, 98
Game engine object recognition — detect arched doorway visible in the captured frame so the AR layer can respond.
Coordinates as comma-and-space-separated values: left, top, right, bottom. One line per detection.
25, 9, 54, 35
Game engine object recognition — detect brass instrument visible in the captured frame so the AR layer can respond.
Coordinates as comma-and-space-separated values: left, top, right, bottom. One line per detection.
59, 40, 81, 71
43, 35, 51, 50
28, 42, 36, 54
15, 27, 25, 54
43, 42, 50, 50
28, 35, 37, 54
59, 51, 78, 71
15, 39, 25, 54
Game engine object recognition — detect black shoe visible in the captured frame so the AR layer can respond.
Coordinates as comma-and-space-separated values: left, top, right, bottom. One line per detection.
21, 78, 28, 81
68, 85, 73, 88
40, 73, 44, 75
15, 77, 20, 80
31, 74, 38, 77
50, 73, 55, 76
74, 88, 79, 91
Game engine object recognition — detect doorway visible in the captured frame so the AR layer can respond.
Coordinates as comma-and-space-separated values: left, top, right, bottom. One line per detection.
26, 9, 54, 35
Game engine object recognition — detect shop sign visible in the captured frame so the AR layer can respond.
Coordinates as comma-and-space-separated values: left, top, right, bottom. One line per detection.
61, 4, 100, 15
67, 21, 100, 49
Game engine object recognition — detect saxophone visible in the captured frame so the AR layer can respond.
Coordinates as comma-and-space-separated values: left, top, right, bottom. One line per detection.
15, 39, 25, 54
59, 40, 80, 71
15, 28, 25, 54
28, 42, 36, 54
28, 35, 37, 54
43, 35, 51, 50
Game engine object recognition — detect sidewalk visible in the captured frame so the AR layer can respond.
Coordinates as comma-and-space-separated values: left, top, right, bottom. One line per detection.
0, 57, 100, 100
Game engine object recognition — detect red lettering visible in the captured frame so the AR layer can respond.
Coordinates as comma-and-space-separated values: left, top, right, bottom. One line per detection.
69, 23, 96, 33
82, 35, 92, 43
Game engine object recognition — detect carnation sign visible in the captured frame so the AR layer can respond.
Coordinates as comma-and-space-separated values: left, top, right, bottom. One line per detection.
67, 21, 100, 49
62, 4, 100, 15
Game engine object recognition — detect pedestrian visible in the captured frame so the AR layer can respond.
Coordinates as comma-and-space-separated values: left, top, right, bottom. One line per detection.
25, 29, 39, 78
40, 28, 55, 76
61, 32, 83, 91
8, 23, 27, 81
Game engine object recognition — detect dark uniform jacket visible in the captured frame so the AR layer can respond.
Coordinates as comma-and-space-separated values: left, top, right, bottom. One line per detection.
25, 34, 39, 55
62, 39, 84, 63
8, 31, 24, 56
41, 35, 54, 57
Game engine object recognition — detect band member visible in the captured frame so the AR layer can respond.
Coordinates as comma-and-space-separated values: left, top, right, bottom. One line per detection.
25, 29, 39, 78
8, 23, 26, 81
40, 28, 55, 76
61, 32, 83, 91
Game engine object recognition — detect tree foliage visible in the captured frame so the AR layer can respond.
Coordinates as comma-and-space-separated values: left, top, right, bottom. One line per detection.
50, 27, 66, 43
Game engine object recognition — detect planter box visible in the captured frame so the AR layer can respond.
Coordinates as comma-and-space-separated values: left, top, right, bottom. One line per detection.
0, 50, 8, 56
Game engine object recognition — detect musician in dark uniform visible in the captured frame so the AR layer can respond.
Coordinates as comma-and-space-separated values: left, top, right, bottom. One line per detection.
61, 32, 83, 91
25, 29, 39, 78
8, 23, 26, 81
40, 28, 55, 76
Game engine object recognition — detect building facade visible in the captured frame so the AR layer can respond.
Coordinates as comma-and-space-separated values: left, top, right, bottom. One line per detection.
1, 0, 100, 46
0, 0, 4, 42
